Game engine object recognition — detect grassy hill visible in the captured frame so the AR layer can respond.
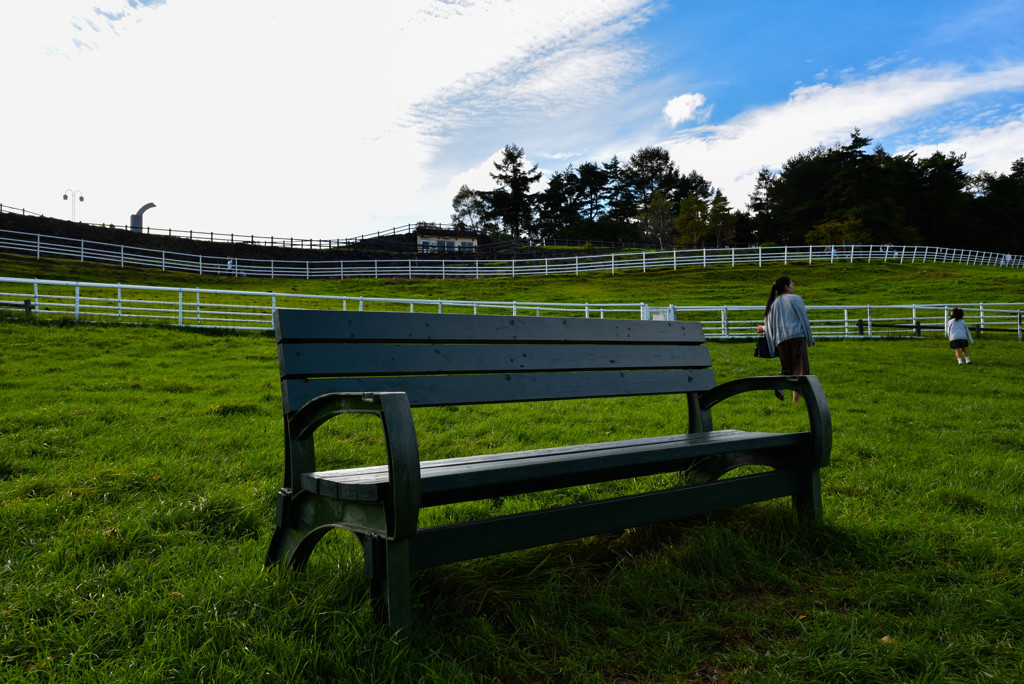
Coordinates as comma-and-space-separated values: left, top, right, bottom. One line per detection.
3, 249, 1023, 310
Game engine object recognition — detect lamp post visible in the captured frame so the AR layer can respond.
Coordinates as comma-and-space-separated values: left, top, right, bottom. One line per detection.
63, 189, 85, 222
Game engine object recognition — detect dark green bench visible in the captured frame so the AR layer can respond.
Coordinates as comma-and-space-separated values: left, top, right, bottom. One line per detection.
266, 309, 831, 635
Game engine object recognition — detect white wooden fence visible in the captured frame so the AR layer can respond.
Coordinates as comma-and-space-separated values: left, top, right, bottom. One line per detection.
1, 227, 1021, 279
2, 276, 1021, 340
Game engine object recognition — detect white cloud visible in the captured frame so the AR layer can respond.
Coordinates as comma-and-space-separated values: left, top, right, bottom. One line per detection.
662, 64, 1024, 208
910, 115, 1024, 175
663, 93, 707, 127
0, 0, 654, 237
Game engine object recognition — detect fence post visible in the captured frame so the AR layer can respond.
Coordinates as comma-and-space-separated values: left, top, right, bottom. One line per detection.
178, 289, 183, 326
75, 284, 80, 320
784, 245, 788, 265
721, 307, 729, 338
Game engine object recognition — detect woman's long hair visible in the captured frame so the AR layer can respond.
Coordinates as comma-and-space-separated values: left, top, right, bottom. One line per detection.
764, 276, 793, 317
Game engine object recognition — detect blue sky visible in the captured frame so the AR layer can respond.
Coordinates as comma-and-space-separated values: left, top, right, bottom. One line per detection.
1, 0, 1022, 241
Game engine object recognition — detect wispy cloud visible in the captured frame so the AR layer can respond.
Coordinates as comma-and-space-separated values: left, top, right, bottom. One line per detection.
663, 64, 1024, 208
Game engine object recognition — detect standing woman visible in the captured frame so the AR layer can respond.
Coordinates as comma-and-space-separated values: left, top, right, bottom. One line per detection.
761, 276, 814, 402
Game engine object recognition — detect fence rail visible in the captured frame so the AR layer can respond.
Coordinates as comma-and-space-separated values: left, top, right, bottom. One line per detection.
0, 203, 434, 249
3, 277, 1021, 341
1, 226, 1021, 279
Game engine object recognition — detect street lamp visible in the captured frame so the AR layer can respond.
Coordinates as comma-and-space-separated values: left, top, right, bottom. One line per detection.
63, 189, 85, 222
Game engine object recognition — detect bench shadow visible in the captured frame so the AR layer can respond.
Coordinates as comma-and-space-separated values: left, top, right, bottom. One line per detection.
298, 504, 865, 642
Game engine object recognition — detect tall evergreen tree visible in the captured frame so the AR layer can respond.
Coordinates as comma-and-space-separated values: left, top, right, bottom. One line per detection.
487, 144, 542, 240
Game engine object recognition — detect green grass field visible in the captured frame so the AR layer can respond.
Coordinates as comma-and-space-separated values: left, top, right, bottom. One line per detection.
2, 255, 1023, 682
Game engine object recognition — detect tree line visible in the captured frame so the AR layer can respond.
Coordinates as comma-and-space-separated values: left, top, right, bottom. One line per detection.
451, 131, 1024, 253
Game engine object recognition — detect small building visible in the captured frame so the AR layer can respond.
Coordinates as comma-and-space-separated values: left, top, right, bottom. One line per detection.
414, 225, 479, 253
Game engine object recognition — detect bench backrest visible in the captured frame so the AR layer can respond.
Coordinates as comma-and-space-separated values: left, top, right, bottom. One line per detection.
275, 309, 715, 415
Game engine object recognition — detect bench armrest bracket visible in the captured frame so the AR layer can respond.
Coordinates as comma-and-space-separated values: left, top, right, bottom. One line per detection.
688, 375, 831, 468
285, 391, 421, 539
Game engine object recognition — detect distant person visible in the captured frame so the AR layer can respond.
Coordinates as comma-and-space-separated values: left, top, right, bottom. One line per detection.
945, 307, 974, 365
758, 276, 814, 403
226, 257, 235, 274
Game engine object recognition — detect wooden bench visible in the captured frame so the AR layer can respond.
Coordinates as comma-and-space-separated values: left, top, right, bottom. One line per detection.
266, 309, 831, 635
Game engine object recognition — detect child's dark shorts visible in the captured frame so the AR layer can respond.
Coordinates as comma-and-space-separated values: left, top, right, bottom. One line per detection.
950, 339, 969, 349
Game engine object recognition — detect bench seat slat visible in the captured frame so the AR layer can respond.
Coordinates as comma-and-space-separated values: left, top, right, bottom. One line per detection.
275, 309, 706, 345
283, 368, 717, 409
303, 429, 809, 506
279, 342, 712, 378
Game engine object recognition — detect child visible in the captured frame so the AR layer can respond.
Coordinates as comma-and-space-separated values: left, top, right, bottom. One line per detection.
945, 308, 974, 365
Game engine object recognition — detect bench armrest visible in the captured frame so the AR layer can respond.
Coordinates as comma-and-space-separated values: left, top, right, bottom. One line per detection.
286, 391, 420, 539
688, 375, 831, 468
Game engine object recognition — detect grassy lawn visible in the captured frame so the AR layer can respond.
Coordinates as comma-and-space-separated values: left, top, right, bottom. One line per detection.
1, 317, 1022, 682
1, 257, 1023, 681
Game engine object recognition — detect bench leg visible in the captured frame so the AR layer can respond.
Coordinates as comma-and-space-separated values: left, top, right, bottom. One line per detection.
364, 536, 414, 636
792, 468, 823, 523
